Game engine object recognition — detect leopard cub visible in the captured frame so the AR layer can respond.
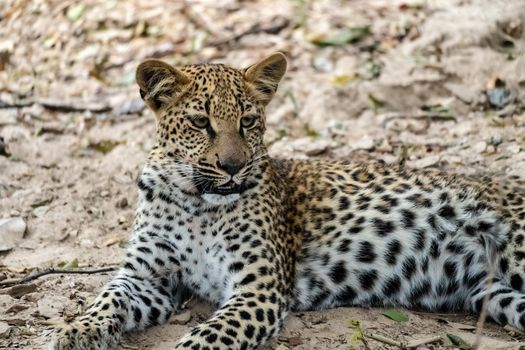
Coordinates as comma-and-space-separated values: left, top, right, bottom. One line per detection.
50, 52, 525, 350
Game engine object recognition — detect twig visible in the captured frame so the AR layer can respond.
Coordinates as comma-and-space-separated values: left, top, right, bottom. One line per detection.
0, 136, 9, 157
473, 262, 496, 349
365, 333, 442, 349
365, 332, 403, 348
503, 324, 525, 335
0, 266, 117, 288
38, 319, 61, 326
0, 99, 33, 109
380, 111, 457, 128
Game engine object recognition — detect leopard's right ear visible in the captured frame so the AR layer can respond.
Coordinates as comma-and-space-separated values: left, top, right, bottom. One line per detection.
136, 59, 191, 112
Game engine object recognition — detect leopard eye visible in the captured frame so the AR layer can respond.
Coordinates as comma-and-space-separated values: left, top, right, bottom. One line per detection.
240, 115, 257, 129
190, 116, 210, 129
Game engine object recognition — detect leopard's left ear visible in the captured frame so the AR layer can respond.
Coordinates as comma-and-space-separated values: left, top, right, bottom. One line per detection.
244, 52, 287, 105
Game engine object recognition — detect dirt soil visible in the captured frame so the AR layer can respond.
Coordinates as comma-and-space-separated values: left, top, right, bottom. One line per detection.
1, 0, 525, 349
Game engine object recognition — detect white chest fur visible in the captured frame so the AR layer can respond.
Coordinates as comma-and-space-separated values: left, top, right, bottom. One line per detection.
135, 195, 236, 305
174, 218, 235, 304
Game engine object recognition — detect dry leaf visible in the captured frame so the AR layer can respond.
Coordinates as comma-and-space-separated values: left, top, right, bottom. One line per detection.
0, 284, 37, 299
5, 304, 30, 315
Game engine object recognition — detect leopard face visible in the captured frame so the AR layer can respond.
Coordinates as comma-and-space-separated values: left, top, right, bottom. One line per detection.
135, 54, 287, 204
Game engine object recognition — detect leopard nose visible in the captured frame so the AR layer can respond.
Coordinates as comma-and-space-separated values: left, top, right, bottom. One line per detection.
217, 159, 246, 176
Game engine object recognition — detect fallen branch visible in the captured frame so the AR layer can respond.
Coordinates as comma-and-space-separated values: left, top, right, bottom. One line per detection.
363, 332, 442, 349
182, 0, 225, 39
209, 15, 290, 48
406, 335, 442, 348
103, 15, 291, 70
380, 111, 457, 128
0, 97, 111, 113
0, 266, 117, 288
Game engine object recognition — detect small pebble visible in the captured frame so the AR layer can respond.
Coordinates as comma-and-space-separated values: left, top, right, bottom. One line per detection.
0, 321, 11, 337
488, 135, 503, 146
288, 336, 303, 347
473, 141, 487, 153
80, 239, 95, 248
171, 310, 192, 325
116, 197, 128, 209
507, 144, 521, 154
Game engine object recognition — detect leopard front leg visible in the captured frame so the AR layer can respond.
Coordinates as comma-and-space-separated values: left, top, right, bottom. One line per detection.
49, 234, 180, 350
176, 289, 288, 350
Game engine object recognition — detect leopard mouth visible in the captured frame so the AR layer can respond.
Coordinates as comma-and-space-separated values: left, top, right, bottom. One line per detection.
195, 179, 256, 196
210, 181, 241, 195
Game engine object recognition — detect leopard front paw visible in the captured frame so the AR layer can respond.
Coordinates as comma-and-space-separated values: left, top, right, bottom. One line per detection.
48, 319, 122, 350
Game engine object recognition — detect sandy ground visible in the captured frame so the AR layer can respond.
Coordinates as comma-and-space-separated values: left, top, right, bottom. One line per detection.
1, 0, 525, 349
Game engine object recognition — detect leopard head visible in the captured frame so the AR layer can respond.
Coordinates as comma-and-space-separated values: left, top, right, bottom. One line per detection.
136, 53, 287, 204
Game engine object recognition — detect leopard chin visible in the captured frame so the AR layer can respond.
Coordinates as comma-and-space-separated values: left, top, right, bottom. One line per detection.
201, 193, 240, 205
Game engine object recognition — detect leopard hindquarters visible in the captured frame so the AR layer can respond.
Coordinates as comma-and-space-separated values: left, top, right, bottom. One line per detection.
289, 161, 525, 330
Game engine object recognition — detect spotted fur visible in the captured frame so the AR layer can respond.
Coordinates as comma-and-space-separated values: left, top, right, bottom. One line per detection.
50, 53, 525, 350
